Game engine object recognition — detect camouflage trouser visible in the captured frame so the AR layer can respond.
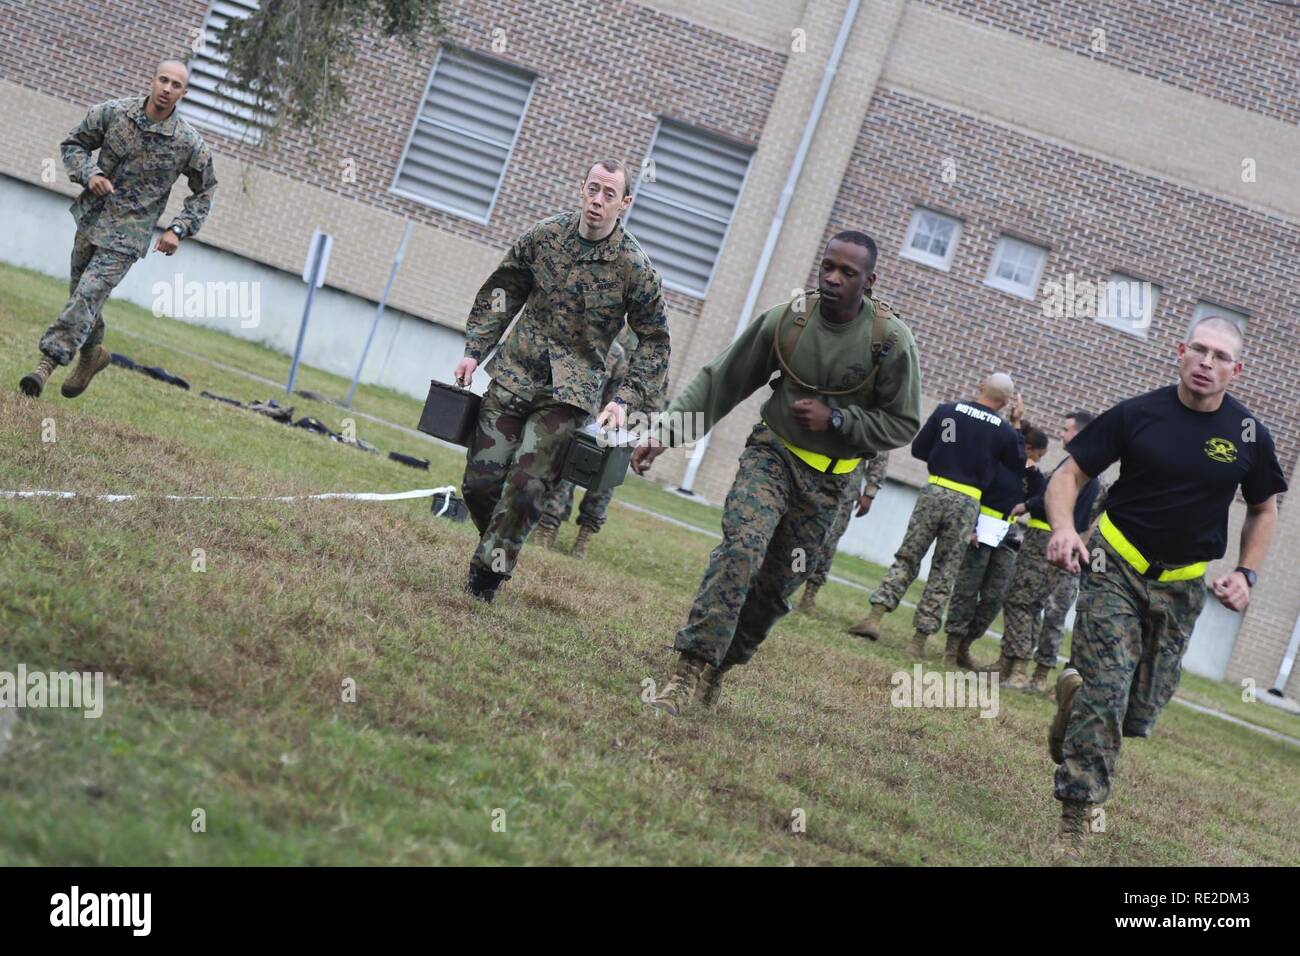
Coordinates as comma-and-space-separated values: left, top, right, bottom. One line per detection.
943, 538, 1020, 643
1035, 568, 1081, 667
1000, 528, 1078, 660
537, 480, 613, 532
1054, 530, 1207, 805
462, 381, 586, 576
869, 484, 981, 635
806, 479, 859, 588
39, 233, 136, 365
675, 423, 847, 668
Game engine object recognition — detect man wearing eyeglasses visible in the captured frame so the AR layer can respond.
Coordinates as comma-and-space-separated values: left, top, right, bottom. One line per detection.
1041, 315, 1286, 864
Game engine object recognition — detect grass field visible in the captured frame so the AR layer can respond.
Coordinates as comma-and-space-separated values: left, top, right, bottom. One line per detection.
1, 261, 1296, 865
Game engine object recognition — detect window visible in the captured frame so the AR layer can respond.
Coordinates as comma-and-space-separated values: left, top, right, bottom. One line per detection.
1190, 301, 1249, 337
985, 235, 1048, 299
1096, 272, 1158, 338
392, 48, 536, 223
624, 121, 754, 297
900, 208, 961, 270
179, 0, 273, 141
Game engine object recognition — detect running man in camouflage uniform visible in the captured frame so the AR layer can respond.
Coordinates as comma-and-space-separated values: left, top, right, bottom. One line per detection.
19, 60, 218, 399
995, 412, 1106, 690
454, 160, 670, 602
850, 378, 1025, 657
532, 331, 633, 558
1043, 317, 1285, 864
797, 451, 889, 614
941, 423, 1048, 669
633, 232, 921, 715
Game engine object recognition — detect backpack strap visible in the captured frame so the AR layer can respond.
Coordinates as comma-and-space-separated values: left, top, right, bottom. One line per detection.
772, 290, 898, 396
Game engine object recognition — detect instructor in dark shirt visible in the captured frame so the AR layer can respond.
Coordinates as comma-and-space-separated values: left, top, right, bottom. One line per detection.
1042, 316, 1286, 864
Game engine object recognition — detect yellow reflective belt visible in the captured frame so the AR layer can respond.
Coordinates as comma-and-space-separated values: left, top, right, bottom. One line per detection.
1098, 512, 1208, 583
768, 425, 861, 475
1026, 517, 1052, 532
928, 474, 982, 501
979, 505, 1009, 520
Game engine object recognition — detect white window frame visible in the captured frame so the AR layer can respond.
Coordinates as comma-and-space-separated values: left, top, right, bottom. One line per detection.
179, 0, 273, 143
900, 208, 962, 271
1095, 271, 1158, 339
1190, 300, 1249, 338
984, 235, 1048, 300
389, 46, 537, 225
624, 120, 755, 299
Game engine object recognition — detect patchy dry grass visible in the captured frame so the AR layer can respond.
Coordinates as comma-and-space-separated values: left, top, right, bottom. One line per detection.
0, 262, 1296, 865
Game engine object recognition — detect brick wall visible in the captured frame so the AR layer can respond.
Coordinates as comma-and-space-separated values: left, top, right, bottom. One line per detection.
818, 87, 1300, 480
917, 0, 1300, 125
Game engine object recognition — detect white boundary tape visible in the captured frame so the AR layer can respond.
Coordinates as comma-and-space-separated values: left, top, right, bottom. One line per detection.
2, 486, 459, 513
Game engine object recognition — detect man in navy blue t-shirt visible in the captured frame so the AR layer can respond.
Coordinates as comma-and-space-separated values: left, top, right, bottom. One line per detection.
1041, 316, 1286, 864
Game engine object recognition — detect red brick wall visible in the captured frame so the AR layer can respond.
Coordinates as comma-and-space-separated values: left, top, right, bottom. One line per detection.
818, 88, 1300, 477
0, 0, 786, 332
917, 0, 1300, 125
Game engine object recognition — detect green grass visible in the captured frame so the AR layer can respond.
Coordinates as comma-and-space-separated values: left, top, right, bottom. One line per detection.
0, 261, 1296, 866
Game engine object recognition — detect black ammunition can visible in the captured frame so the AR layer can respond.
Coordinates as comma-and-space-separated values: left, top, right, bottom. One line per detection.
417, 380, 481, 446
561, 430, 634, 493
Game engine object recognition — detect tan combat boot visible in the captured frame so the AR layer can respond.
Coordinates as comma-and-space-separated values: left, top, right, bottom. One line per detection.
649, 653, 708, 717
696, 663, 731, 708
798, 581, 821, 614
1004, 658, 1031, 690
1049, 667, 1083, 764
18, 356, 57, 398
531, 522, 558, 549
1028, 663, 1053, 694
907, 630, 929, 658
61, 345, 111, 398
571, 525, 594, 559
1052, 799, 1092, 866
943, 634, 962, 667
848, 603, 886, 641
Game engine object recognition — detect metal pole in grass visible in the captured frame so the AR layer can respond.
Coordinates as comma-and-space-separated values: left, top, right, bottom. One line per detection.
346, 220, 412, 408
287, 229, 333, 396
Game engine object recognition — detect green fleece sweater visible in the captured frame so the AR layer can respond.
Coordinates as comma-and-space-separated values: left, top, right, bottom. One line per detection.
666, 294, 922, 458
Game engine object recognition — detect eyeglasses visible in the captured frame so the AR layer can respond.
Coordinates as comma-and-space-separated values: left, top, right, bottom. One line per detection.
1186, 343, 1237, 365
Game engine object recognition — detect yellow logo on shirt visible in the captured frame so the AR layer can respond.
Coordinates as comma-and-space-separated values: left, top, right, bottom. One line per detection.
1204, 437, 1238, 463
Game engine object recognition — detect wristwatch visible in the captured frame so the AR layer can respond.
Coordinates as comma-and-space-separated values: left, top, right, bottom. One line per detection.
169, 224, 185, 238
1234, 566, 1257, 588
829, 408, 845, 432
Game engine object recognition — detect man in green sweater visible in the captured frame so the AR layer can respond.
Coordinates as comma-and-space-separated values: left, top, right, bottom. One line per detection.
631, 231, 922, 715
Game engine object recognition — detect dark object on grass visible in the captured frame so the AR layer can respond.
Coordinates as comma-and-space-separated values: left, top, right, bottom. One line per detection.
294, 389, 336, 405
561, 430, 633, 493
109, 353, 137, 370
200, 391, 245, 407
432, 491, 469, 522
139, 365, 190, 390
389, 451, 430, 470
417, 380, 480, 446
295, 416, 339, 439
247, 399, 294, 423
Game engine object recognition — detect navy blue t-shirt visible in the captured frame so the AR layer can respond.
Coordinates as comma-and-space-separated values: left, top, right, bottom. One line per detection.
911, 400, 1025, 494
1066, 385, 1287, 564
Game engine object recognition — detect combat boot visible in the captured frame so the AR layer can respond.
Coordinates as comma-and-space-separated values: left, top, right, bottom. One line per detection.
798, 582, 821, 614
18, 356, 57, 398
649, 652, 708, 717
696, 662, 732, 708
1028, 663, 1053, 693
907, 630, 929, 658
943, 634, 978, 669
977, 654, 1011, 680
531, 522, 558, 550
848, 603, 886, 641
61, 345, 111, 398
1052, 798, 1092, 866
571, 525, 595, 559
1004, 658, 1031, 690
1049, 667, 1083, 764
